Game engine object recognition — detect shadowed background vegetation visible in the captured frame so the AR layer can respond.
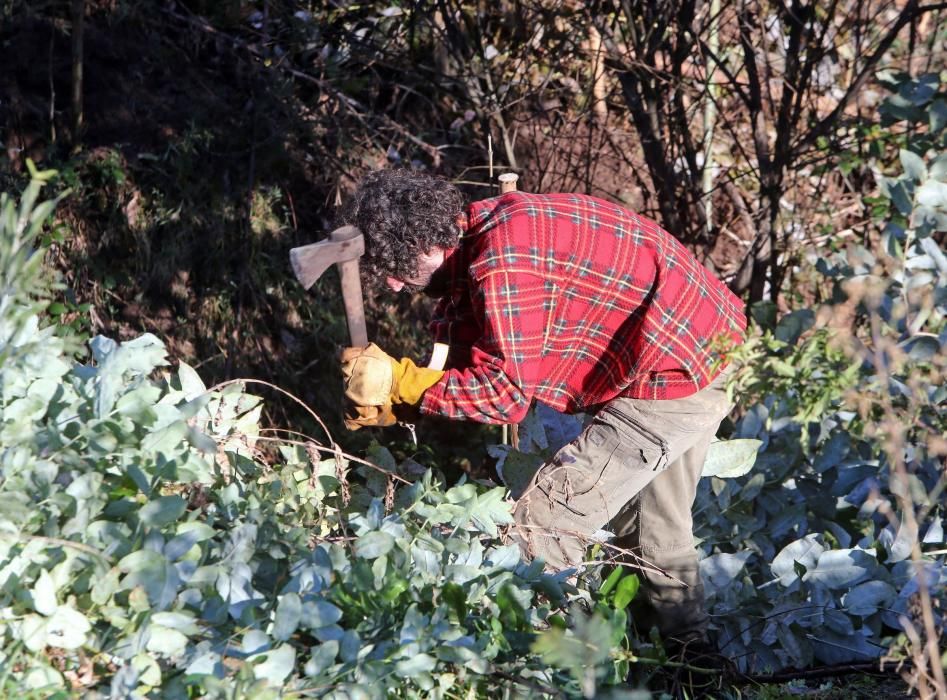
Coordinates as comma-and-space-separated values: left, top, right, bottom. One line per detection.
2, 1, 944, 453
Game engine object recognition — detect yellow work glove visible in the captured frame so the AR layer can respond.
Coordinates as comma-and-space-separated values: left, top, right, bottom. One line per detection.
340, 343, 444, 407
389, 357, 445, 405
343, 402, 398, 431
341, 344, 395, 406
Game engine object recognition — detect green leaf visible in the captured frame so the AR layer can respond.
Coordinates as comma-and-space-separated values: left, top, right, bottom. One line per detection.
470, 487, 514, 537
31, 569, 57, 615
354, 531, 395, 559
900, 148, 927, 182
599, 567, 624, 597
300, 600, 343, 629
917, 180, 947, 210
496, 584, 527, 630
44, 606, 91, 649
139, 495, 187, 530
146, 625, 189, 656
803, 549, 876, 589
532, 608, 614, 693
612, 573, 640, 610
442, 582, 467, 621
701, 439, 762, 478
930, 98, 947, 133
273, 592, 302, 641
251, 643, 296, 685
395, 653, 436, 677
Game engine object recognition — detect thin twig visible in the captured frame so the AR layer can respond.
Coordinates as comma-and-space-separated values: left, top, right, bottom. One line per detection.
0, 532, 112, 563
205, 378, 334, 446
250, 435, 410, 485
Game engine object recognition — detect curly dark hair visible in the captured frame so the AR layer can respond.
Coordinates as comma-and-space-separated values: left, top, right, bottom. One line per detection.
340, 169, 465, 286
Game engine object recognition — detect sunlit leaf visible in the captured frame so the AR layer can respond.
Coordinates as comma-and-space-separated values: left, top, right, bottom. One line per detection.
250, 644, 296, 685
701, 439, 762, 478
354, 531, 394, 559
900, 148, 927, 182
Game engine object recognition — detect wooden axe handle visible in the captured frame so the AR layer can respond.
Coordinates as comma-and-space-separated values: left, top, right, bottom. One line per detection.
289, 225, 369, 347
331, 227, 368, 347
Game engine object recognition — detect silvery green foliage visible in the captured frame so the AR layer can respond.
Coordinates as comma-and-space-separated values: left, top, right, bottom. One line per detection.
490, 73, 946, 676
694, 75, 947, 673
1, 179, 613, 698
0, 325, 578, 696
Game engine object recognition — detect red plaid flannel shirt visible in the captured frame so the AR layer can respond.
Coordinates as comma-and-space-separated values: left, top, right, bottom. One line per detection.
419, 192, 746, 423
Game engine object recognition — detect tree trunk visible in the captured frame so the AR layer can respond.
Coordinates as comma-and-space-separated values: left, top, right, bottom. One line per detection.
71, 0, 84, 143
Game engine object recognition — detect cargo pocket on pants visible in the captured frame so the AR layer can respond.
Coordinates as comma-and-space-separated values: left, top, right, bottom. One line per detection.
535, 407, 669, 523
599, 405, 670, 474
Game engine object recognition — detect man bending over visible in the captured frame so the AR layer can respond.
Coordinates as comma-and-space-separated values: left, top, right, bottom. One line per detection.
337, 168, 746, 647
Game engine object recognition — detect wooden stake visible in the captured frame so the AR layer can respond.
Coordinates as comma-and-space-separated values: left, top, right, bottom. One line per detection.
498, 172, 519, 193
497, 172, 519, 449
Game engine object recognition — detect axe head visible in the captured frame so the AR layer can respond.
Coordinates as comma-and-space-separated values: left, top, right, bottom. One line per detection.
290, 225, 365, 290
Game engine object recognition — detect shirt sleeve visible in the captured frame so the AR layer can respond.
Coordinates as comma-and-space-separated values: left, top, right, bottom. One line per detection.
421, 270, 549, 424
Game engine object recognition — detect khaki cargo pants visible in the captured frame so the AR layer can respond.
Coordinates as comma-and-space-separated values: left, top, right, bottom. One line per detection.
512, 368, 733, 642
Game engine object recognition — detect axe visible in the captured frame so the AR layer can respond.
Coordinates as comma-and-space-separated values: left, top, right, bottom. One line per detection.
289, 225, 369, 347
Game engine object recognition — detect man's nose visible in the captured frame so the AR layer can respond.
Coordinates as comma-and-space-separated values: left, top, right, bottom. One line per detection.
386, 277, 405, 292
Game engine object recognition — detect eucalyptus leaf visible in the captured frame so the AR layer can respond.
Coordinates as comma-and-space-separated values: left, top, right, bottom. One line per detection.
304, 640, 339, 677
44, 606, 91, 650
139, 495, 187, 530
701, 439, 762, 478
931, 153, 947, 182
300, 600, 343, 629
146, 625, 189, 656
917, 180, 947, 210
31, 569, 57, 616
470, 487, 514, 537
272, 592, 302, 641
843, 580, 896, 616
700, 551, 753, 592
772, 535, 824, 586
250, 644, 296, 685
804, 549, 876, 589
354, 531, 395, 559
395, 653, 437, 677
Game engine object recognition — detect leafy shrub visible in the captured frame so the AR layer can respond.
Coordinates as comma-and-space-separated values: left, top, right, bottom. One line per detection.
694, 80, 947, 675
0, 169, 645, 700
